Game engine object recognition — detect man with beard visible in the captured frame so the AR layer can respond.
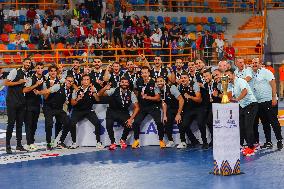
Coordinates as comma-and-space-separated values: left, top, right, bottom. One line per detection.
4, 58, 31, 154
225, 69, 258, 156
98, 77, 140, 150
177, 72, 208, 149
202, 69, 222, 147
251, 58, 283, 150
156, 77, 184, 148
234, 58, 253, 87
67, 58, 82, 87
132, 66, 165, 148
23, 62, 44, 151
35, 65, 70, 150
89, 58, 105, 90
68, 75, 104, 149
104, 62, 124, 88
123, 60, 140, 90
148, 55, 175, 83
173, 58, 185, 85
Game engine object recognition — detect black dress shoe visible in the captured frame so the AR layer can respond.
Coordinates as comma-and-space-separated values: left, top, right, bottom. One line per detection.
6, 146, 12, 154
277, 140, 283, 150
202, 143, 209, 150
16, 145, 28, 152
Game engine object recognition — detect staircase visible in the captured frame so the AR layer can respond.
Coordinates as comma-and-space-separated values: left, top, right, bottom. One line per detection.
232, 16, 263, 59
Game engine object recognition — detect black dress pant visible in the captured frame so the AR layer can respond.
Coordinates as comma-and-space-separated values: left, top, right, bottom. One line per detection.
133, 106, 164, 140
206, 108, 213, 142
25, 105, 40, 145
43, 106, 69, 144
106, 109, 132, 144
6, 103, 25, 146
164, 108, 178, 141
179, 108, 207, 144
253, 101, 283, 143
240, 103, 258, 148
66, 110, 101, 143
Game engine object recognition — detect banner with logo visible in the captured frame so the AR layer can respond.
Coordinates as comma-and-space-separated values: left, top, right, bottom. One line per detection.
69, 104, 210, 147
212, 103, 240, 176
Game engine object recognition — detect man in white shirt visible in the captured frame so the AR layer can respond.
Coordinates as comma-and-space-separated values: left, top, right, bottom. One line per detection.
150, 29, 162, 56
85, 34, 95, 47
215, 33, 224, 61
8, 7, 19, 23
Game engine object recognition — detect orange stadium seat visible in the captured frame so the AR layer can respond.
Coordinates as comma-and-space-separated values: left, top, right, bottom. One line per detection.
3, 54, 12, 64
1, 34, 9, 43
21, 34, 30, 41
215, 16, 222, 24
194, 17, 201, 24
56, 43, 65, 49
201, 17, 208, 24
196, 24, 203, 32
0, 44, 7, 50
4, 24, 13, 33
33, 53, 43, 63
13, 54, 22, 64
187, 16, 193, 23
9, 34, 16, 42
164, 17, 171, 23
43, 54, 54, 63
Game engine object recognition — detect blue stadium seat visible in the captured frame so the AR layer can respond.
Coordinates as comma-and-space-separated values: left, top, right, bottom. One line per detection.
216, 25, 224, 32
149, 16, 155, 23
157, 16, 164, 23
208, 17, 214, 24
14, 24, 24, 33
19, 15, 26, 23
137, 0, 145, 4
171, 17, 178, 24
180, 17, 187, 24
222, 17, 228, 24
130, 0, 138, 5
203, 25, 210, 32
240, 3, 247, 9
7, 43, 16, 50
188, 25, 196, 32
210, 24, 217, 33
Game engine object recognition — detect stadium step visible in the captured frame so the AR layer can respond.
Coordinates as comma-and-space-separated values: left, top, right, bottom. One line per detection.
233, 40, 259, 47
233, 32, 262, 38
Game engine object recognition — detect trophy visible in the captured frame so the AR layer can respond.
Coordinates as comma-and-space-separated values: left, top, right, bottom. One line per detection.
221, 75, 230, 104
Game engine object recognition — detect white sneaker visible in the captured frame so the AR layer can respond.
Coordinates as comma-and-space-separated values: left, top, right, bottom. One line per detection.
69, 142, 77, 149
29, 144, 38, 151
166, 141, 175, 148
177, 142, 187, 149
96, 142, 105, 149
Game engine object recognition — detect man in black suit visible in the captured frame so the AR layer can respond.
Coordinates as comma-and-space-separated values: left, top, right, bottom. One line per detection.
201, 30, 214, 65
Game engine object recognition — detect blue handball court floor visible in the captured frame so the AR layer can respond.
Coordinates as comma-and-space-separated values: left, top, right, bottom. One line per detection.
0, 120, 284, 189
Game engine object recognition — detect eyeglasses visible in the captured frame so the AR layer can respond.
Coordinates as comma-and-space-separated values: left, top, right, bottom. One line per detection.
66, 80, 74, 83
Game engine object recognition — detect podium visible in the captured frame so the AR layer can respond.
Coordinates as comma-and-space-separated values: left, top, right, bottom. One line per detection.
212, 103, 241, 176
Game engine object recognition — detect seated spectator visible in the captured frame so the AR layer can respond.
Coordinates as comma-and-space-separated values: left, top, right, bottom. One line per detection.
24, 21, 32, 34
76, 22, 89, 41
171, 39, 178, 56
30, 23, 41, 44
135, 23, 144, 34
26, 7, 37, 23
33, 14, 42, 28
45, 8, 54, 18
73, 4, 80, 19
51, 16, 61, 33
125, 25, 137, 36
71, 16, 79, 30
13, 34, 28, 50
178, 37, 185, 55
66, 31, 77, 45
143, 33, 152, 55
79, 4, 89, 20
41, 23, 54, 41
74, 41, 86, 56
169, 24, 180, 40
63, 43, 74, 62
95, 24, 105, 37
85, 34, 95, 47
8, 7, 19, 23
94, 33, 107, 56
57, 21, 69, 43
62, 6, 73, 25
38, 35, 52, 50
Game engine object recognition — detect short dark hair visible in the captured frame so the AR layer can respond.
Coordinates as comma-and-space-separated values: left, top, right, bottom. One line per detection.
35, 62, 44, 67
141, 66, 150, 72
181, 72, 189, 76
120, 76, 130, 82
225, 68, 234, 74
48, 64, 58, 72
23, 58, 31, 62
203, 69, 211, 75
